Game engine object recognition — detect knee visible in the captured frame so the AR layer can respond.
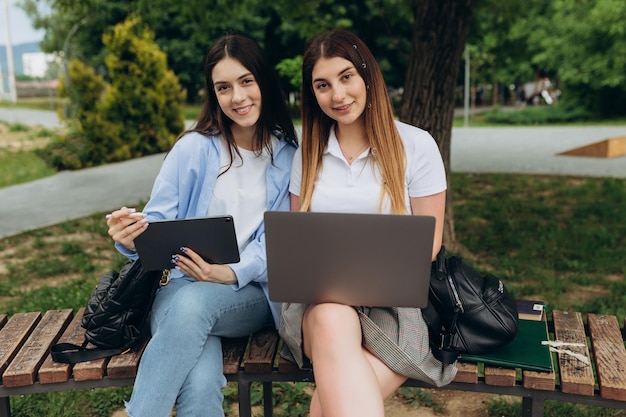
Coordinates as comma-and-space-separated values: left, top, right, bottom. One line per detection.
163, 284, 215, 328
303, 303, 360, 344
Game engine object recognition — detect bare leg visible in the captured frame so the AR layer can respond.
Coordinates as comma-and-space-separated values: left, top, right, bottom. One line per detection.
303, 303, 405, 417
308, 345, 407, 417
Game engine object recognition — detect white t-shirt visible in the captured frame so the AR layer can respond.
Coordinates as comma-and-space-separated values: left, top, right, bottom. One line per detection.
290, 120, 446, 214
209, 137, 277, 251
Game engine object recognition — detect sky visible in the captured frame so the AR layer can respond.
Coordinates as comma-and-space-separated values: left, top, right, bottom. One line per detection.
0, 0, 45, 46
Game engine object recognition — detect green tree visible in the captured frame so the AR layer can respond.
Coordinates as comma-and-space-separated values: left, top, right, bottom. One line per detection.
20, 0, 134, 71
275, 56, 303, 92
21, 0, 415, 102
41, 17, 185, 170
100, 17, 185, 157
466, 0, 626, 117
466, 0, 537, 105
135, 0, 269, 101
272, 0, 413, 87
40, 58, 121, 170
525, 0, 626, 116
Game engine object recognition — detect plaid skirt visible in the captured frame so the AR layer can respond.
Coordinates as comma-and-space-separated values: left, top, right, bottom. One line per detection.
279, 303, 457, 387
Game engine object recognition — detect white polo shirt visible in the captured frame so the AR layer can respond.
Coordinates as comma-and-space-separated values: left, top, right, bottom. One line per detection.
290, 120, 446, 214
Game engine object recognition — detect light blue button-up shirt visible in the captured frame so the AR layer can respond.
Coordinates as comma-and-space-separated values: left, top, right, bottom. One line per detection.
116, 131, 297, 328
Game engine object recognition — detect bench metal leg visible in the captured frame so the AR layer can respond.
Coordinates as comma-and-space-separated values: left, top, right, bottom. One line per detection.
263, 382, 273, 417
0, 397, 10, 417
238, 382, 252, 417
522, 395, 544, 417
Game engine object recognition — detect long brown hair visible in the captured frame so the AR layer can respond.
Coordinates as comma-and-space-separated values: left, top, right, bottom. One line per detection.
299, 29, 406, 213
180, 34, 296, 172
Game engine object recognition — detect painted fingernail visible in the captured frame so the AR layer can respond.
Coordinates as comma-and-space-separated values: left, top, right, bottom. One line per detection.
180, 247, 187, 253
105, 214, 112, 219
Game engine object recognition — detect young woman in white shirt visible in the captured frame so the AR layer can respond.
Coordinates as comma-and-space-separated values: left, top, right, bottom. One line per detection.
280, 29, 456, 417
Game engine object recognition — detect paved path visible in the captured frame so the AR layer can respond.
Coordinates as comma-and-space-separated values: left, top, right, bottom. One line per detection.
451, 126, 626, 177
0, 107, 62, 129
1, 108, 624, 239
0, 154, 164, 239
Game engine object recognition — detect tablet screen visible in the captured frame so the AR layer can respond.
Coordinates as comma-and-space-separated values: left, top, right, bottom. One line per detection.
134, 216, 240, 271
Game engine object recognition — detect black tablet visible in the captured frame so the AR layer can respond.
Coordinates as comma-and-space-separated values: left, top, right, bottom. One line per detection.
134, 216, 240, 271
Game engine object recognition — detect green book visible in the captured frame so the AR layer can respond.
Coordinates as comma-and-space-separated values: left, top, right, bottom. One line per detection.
459, 319, 553, 372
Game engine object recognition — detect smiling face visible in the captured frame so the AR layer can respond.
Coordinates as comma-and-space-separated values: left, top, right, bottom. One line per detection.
311, 56, 367, 129
211, 57, 262, 136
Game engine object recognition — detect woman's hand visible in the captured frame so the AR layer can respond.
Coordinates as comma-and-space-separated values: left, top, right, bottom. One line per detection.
173, 247, 237, 284
106, 207, 148, 251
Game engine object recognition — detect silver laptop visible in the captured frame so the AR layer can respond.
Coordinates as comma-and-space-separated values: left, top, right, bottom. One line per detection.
264, 211, 435, 308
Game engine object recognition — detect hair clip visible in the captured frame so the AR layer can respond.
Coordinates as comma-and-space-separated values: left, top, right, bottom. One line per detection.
367, 103, 372, 109
353, 44, 358, 49
362, 63, 367, 69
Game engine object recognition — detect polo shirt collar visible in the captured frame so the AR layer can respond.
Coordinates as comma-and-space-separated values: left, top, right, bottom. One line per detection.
325, 126, 343, 159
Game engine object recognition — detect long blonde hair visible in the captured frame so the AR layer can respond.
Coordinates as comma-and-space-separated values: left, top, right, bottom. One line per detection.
299, 29, 407, 214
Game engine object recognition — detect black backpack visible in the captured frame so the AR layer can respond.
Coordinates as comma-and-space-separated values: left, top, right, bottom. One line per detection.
51, 259, 166, 363
421, 247, 519, 365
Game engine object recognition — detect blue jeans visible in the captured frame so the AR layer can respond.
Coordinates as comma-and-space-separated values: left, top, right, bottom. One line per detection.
126, 277, 272, 417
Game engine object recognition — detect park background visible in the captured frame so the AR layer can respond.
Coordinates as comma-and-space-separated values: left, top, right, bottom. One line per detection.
1, 0, 626, 416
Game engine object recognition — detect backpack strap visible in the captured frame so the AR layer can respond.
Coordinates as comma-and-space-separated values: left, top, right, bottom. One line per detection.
421, 304, 461, 366
50, 342, 125, 364
424, 245, 461, 366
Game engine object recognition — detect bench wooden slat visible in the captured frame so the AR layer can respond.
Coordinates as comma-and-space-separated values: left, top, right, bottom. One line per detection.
453, 362, 478, 383
222, 337, 248, 375
277, 354, 302, 374
107, 339, 147, 379
72, 345, 108, 382
38, 308, 85, 384
3, 310, 72, 387
589, 314, 626, 401
484, 366, 516, 386
553, 310, 594, 396
244, 328, 278, 373
0, 312, 41, 379
522, 369, 555, 391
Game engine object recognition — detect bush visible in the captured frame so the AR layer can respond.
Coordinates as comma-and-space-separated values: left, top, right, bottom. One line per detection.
42, 17, 185, 170
483, 104, 591, 125
101, 18, 185, 158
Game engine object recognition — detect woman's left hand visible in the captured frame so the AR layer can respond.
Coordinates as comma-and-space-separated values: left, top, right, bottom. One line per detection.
172, 247, 237, 284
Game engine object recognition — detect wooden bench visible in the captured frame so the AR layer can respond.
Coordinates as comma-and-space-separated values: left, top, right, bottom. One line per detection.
2, 308, 626, 417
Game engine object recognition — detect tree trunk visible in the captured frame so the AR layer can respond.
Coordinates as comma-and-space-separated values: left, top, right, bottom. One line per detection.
400, 0, 477, 255
492, 81, 499, 106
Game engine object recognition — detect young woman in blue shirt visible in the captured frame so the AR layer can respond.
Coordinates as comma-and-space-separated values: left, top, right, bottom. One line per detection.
106, 34, 297, 417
